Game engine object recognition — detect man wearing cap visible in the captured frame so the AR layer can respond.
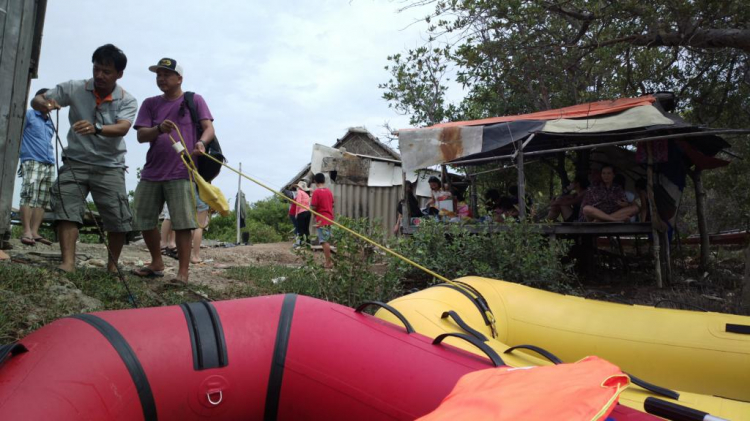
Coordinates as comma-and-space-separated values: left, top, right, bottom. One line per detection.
31, 44, 138, 273
130, 58, 215, 284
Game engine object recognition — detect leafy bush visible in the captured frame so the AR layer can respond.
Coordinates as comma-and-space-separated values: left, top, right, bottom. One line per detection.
203, 195, 293, 244
225, 216, 402, 307
246, 195, 294, 236
388, 219, 573, 288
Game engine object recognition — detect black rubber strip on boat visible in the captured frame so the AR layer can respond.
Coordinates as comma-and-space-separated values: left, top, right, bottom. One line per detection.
70, 314, 157, 421
644, 397, 709, 421
433, 284, 492, 328
626, 373, 680, 400
452, 280, 493, 313
504, 344, 563, 364
180, 301, 229, 370
0, 342, 28, 369
726, 323, 750, 334
264, 294, 298, 421
441, 311, 488, 342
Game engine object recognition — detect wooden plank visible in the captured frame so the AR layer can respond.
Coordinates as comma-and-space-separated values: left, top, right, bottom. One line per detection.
0, 0, 38, 236
516, 141, 526, 219
0, 0, 26, 234
647, 142, 663, 288
0, 0, 10, 52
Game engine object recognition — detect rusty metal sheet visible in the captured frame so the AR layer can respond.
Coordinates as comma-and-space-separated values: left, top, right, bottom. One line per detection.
398, 126, 483, 173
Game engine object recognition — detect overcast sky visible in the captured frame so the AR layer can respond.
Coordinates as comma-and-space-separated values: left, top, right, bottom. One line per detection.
14, 0, 439, 207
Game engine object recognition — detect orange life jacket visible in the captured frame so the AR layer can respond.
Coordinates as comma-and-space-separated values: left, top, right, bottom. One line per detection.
419, 356, 630, 421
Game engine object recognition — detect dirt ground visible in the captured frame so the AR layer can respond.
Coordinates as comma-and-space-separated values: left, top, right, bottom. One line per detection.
5, 238, 306, 288
4, 237, 747, 315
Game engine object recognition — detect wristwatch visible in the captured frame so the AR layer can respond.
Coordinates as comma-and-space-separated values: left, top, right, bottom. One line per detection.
94, 122, 103, 135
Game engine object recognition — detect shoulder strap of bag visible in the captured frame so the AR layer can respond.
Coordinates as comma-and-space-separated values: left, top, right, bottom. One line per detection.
184, 91, 203, 137
184, 91, 223, 155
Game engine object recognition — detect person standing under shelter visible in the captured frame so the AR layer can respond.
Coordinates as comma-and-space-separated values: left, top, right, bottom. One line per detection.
131, 57, 215, 284
32, 44, 138, 273
311, 173, 334, 269
18, 88, 55, 246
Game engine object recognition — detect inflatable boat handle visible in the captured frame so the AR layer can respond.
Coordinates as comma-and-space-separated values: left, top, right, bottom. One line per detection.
441, 311, 488, 342
502, 344, 679, 400
644, 397, 728, 421
432, 333, 505, 367
355, 301, 415, 334
626, 373, 680, 400
0, 342, 28, 370
504, 344, 563, 364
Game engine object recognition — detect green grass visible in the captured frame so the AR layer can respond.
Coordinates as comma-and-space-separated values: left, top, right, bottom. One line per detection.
0, 263, 222, 342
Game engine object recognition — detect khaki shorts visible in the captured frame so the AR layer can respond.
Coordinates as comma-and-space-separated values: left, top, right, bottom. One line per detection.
132, 179, 197, 231
50, 160, 132, 232
19, 160, 54, 208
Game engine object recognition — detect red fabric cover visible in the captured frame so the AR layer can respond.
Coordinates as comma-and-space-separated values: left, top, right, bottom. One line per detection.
427, 96, 656, 129
676, 140, 730, 170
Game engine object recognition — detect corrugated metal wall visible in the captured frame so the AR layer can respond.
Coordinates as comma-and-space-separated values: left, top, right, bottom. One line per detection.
331, 183, 402, 238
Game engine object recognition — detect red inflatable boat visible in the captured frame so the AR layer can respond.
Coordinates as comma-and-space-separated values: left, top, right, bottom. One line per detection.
0, 294, 656, 420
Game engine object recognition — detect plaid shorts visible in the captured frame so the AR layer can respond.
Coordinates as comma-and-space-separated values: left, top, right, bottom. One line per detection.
132, 179, 198, 231
19, 160, 54, 208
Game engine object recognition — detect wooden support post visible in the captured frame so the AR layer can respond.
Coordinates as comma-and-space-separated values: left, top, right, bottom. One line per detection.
236, 162, 242, 244
646, 142, 663, 288
400, 171, 409, 234
689, 170, 710, 270
516, 141, 526, 219
662, 230, 672, 283
469, 175, 478, 219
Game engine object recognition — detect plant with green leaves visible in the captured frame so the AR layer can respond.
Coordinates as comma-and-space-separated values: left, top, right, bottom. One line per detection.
226, 217, 403, 307
388, 218, 573, 289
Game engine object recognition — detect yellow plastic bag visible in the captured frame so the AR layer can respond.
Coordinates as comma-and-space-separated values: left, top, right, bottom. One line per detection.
165, 120, 230, 218
192, 169, 230, 216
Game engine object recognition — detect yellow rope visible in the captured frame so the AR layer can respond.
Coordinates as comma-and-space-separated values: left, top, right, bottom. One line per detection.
165, 120, 207, 229
196, 151, 498, 337
160, 120, 496, 336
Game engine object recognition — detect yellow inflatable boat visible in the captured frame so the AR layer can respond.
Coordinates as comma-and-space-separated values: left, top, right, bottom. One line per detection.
376, 277, 750, 420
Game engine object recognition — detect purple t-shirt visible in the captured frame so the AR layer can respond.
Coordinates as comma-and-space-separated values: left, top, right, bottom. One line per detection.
134, 93, 213, 181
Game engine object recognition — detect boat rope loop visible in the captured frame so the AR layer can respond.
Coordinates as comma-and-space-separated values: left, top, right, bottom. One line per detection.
166, 125, 498, 338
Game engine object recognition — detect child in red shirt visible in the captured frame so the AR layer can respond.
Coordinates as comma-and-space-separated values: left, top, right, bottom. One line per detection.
311, 173, 334, 269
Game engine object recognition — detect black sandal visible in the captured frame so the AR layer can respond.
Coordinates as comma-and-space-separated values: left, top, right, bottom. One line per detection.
163, 247, 179, 260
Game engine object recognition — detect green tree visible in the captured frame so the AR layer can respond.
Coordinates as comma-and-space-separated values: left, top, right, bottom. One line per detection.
384, 0, 749, 125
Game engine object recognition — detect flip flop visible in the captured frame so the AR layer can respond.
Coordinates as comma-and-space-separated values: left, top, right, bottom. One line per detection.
20, 237, 36, 246
163, 278, 188, 287
34, 237, 53, 245
131, 266, 165, 278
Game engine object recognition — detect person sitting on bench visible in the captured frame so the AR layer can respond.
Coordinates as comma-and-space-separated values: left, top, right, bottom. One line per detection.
580, 166, 639, 222
546, 174, 589, 222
